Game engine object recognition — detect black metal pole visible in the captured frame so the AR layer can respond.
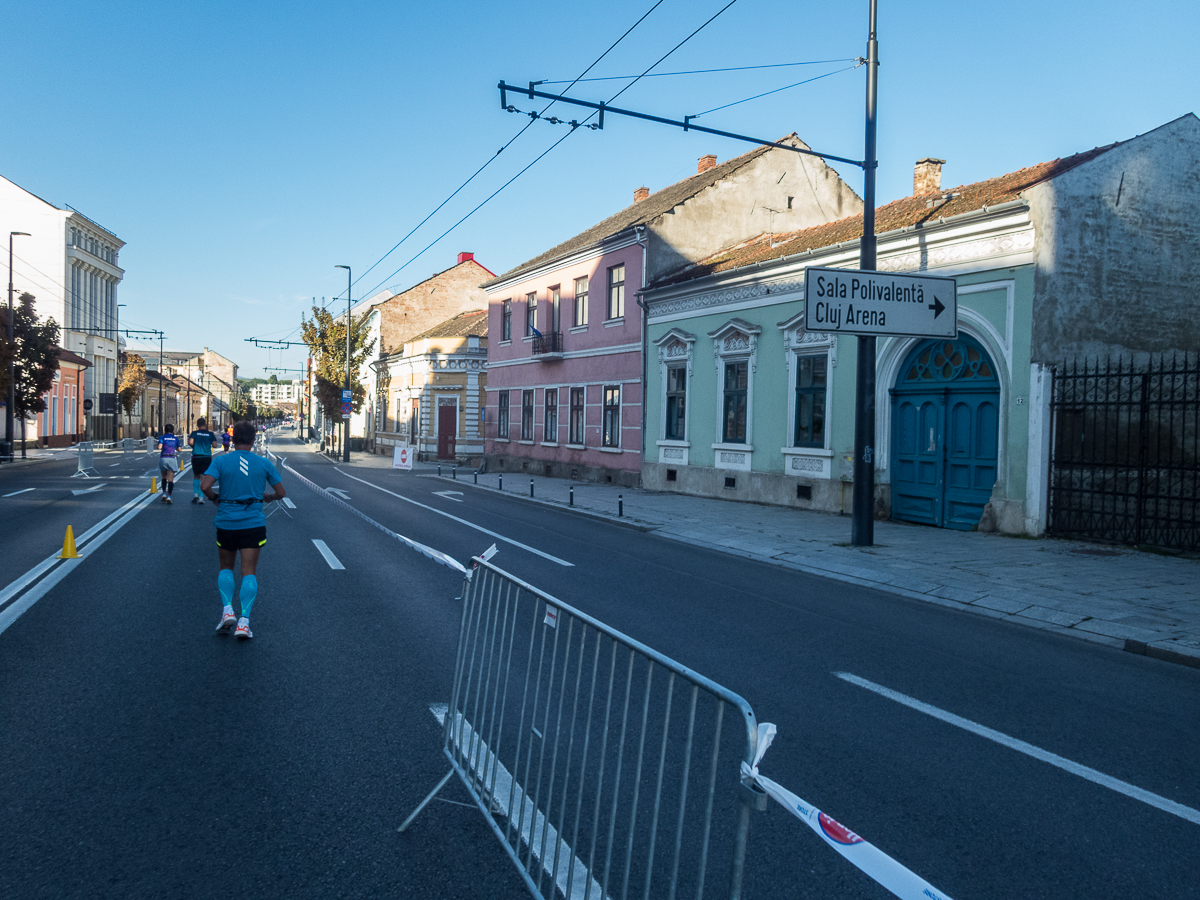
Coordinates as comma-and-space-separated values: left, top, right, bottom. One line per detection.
6, 232, 29, 463
336, 265, 351, 463
852, 0, 879, 547
157, 331, 164, 434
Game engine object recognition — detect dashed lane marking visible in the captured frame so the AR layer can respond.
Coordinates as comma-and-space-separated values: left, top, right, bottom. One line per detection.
311, 539, 345, 570
836, 672, 1200, 827
3, 488, 35, 497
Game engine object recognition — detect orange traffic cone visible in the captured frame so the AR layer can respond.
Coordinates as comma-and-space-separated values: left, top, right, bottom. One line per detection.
57, 525, 80, 559
150, 477, 158, 494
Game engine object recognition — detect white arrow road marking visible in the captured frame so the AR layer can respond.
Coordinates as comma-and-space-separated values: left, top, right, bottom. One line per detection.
326, 487, 351, 500
3, 488, 35, 497
433, 490, 464, 502
282, 497, 297, 509
108, 463, 121, 467
427, 704, 608, 900
335, 469, 573, 567
836, 672, 1200, 826
312, 539, 345, 570
71, 484, 107, 496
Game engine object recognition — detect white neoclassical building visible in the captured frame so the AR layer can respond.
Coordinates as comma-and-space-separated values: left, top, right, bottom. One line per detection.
0, 173, 125, 440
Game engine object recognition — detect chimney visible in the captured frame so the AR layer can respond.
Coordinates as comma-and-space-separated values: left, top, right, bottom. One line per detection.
633, 186, 650, 203
457, 252, 474, 264
697, 154, 717, 173
913, 158, 945, 196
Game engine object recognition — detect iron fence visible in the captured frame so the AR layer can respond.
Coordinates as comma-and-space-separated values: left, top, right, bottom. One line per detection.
401, 558, 765, 900
1048, 353, 1200, 550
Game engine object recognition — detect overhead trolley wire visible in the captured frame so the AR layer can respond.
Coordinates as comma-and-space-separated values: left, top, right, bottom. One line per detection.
360, 0, 744, 299
538, 58, 859, 83
688, 61, 863, 119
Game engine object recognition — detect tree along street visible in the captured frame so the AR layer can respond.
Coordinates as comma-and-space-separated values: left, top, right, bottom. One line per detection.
1, 432, 1197, 899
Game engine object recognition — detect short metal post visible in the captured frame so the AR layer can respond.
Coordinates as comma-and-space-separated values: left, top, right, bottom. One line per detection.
473, 470, 478, 485
438, 465, 442, 477
618, 494, 623, 517
452, 465, 457, 480
530, 478, 534, 498
498, 474, 502, 491
569, 486, 574, 507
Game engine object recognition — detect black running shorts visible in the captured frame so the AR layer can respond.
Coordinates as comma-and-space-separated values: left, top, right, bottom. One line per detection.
192, 455, 212, 477
216, 526, 267, 551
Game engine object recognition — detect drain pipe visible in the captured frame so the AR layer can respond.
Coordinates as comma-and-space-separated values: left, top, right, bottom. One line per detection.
633, 224, 648, 486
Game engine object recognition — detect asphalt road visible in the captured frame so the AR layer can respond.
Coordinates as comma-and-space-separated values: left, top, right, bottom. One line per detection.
2, 431, 1198, 899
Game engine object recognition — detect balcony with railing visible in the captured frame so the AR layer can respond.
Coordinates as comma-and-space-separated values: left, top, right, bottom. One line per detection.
531, 331, 564, 359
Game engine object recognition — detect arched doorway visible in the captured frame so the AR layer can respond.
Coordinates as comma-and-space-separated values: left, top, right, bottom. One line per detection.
891, 335, 1000, 529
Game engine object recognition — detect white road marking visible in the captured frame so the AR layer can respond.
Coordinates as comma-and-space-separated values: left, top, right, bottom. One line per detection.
71, 484, 107, 496
336, 469, 573, 567
312, 539, 345, 570
428, 704, 608, 900
0, 491, 159, 634
108, 463, 121, 467
326, 487, 351, 500
433, 490, 464, 502
3, 488, 35, 497
282, 497, 296, 509
836, 672, 1200, 826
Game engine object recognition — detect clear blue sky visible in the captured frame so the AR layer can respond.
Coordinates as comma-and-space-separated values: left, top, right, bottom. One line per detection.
4, 0, 1195, 377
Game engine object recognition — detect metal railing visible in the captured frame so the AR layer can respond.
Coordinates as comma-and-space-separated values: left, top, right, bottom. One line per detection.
532, 331, 564, 355
401, 558, 765, 900
72, 441, 100, 478
1049, 353, 1200, 550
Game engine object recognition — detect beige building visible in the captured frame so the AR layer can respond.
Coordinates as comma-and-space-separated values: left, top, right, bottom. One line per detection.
374, 309, 487, 462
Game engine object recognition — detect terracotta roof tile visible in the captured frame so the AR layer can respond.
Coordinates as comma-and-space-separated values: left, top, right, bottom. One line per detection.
657, 143, 1122, 286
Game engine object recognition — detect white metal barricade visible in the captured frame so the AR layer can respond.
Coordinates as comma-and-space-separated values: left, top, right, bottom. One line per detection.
72, 441, 99, 478
401, 558, 766, 900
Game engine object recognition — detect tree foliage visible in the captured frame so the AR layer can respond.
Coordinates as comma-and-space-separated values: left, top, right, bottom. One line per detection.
118, 352, 147, 429
301, 305, 377, 421
0, 293, 61, 420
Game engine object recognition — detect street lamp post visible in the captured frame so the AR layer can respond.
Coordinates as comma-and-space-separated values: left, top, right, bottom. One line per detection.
335, 264, 351, 463
6, 231, 30, 463
114, 303, 125, 441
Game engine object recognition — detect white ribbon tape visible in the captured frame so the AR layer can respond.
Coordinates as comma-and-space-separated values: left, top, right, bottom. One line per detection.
743, 724, 954, 900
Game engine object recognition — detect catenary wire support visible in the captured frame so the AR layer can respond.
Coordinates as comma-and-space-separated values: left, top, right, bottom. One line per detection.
499, 82, 867, 169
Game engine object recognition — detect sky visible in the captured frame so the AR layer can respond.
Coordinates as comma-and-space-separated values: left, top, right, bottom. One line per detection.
3, 0, 1196, 378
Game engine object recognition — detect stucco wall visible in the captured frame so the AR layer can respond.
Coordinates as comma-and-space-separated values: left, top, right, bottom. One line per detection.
1028, 114, 1200, 363
377, 259, 492, 355
647, 143, 863, 284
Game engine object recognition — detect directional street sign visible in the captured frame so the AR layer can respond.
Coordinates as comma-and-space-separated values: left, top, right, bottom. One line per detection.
804, 267, 957, 338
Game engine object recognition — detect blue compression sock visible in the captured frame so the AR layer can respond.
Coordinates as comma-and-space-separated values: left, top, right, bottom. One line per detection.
239, 575, 258, 618
218, 569, 235, 609
193, 477, 201, 498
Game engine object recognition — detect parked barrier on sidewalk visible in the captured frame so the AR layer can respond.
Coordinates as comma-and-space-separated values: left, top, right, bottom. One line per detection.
401, 557, 765, 900
72, 442, 100, 478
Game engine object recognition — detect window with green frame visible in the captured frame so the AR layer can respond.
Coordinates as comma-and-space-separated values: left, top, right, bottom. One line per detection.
722, 361, 747, 443
793, 354, 827, 447
665, 366, 686, 440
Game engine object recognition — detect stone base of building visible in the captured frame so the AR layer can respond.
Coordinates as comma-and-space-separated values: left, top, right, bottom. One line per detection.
486, 452, 640, 489
642, 461, 896, 519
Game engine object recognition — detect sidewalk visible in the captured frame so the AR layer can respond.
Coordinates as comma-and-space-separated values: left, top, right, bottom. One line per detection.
289, 439, 1200, 670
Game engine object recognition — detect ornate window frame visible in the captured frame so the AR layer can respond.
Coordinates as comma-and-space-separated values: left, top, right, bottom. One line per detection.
777, 311, 836, 479
652, 328, 695, 466
708, 318, 760, 472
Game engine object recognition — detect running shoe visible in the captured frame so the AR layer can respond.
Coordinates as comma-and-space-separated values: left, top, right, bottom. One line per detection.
191, 496, 198, 504
164, 495, 172, 504
216, 611, 237, 633
235, 618, 252, 640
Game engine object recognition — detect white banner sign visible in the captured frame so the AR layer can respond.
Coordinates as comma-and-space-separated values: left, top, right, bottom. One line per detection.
804, 266, 957, 338
392, 446, 413, 470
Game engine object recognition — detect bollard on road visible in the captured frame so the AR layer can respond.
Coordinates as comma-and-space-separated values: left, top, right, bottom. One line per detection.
618, 493, 623, 517
438, 465, 442, 477
498, 474, 502, 491
473, 470, 478, 485
530, 478, 534, 498
569, 485, 574, 507
452, 466, 457, 480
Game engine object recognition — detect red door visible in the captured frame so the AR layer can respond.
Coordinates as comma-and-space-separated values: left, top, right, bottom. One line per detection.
437, 403, 457, 459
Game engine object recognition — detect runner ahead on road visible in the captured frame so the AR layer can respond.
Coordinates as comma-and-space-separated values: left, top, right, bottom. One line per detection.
222, 427, 231, 452
200, 420, 286, 640
187, 417, 219, 505
156, 424, 182, 504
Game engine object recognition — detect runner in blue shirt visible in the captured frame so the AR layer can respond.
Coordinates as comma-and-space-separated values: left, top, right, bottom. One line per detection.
187, 417, 219, 504
156, 424, 183, 504
200, 420, 286, 640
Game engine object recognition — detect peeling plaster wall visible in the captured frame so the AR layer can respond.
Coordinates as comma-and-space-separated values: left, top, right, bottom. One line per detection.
1028, 114, 1200, 363
647, 142, 863, 284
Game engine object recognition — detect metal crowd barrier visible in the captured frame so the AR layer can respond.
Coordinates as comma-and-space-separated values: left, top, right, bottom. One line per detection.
72, 441, 100, 478
401, 558, 766, 900
145, 436, 155, 452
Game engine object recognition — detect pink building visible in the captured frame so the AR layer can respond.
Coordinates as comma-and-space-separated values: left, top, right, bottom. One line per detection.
483, 139, 862, 486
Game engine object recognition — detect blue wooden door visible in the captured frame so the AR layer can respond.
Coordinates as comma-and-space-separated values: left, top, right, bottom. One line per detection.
891, 338, 1000, 530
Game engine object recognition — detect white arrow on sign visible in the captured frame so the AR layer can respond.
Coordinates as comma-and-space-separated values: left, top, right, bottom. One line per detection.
71, 484, 107, 496
804, 266, 957, 338
433, 490, 464, 502
327, 487, 351, 500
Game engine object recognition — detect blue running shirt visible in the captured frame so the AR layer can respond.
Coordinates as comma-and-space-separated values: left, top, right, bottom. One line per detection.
158, 434, 182, 458
206, 451, 283, 529
189, 429, 218, 457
